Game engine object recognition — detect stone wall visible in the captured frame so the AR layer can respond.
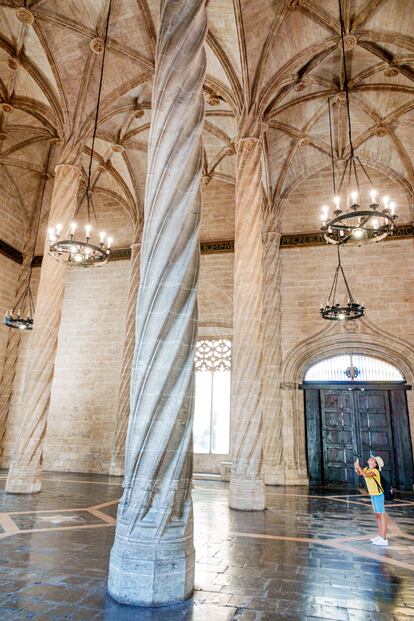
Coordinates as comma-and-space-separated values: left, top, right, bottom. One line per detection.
43, 260, 130, 473
280, 239, 414, 357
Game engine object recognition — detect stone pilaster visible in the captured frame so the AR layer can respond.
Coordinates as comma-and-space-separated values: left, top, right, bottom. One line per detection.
109, 233, 141, 476
229, 118, 266, 511
6, 163, 80, 494
108, 0, 207, 607
281, 381, 309, 484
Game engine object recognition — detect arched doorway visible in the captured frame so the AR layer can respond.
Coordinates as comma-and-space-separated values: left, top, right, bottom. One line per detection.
302, 354, 414, 490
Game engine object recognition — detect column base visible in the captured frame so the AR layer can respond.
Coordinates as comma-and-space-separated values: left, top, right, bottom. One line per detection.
264, 464, 286, 486
108, 527, 195, 606
6, 465, 42, 494
229, 478, 266, 511
265, 464, 309, 486
109, 455, 124, 477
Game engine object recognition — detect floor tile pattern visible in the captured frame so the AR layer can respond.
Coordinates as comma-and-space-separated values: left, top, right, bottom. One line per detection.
0, 473, 413, 620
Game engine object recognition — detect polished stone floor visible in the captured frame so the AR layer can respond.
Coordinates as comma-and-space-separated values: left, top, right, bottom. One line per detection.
0, 473, 413, 620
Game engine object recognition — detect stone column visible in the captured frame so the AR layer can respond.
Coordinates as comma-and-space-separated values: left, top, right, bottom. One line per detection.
6, 163, 80, 494
108, 0, 206, 607
0, 251, 34, 460
229, 115, 266, 511
109, 232, 141, 476
262, 220, 284, 485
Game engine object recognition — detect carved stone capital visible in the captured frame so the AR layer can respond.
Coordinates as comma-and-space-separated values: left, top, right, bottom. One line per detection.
280, 381, 297, 391
294, 80, 307, 92
55, 163, 82, 178
374, 125, 388, 137
16, 8, 34, 24
235, 135, 262, 154
90, 37, 104, 54
384, 66, 399, 78
343, 34, 357, 51
7, 58, 19, 71
133, 107, 145, 118
201, 173, 212, 186
335, 91, 347, 105
286, 0, 303, 9
206, 92, 220, 106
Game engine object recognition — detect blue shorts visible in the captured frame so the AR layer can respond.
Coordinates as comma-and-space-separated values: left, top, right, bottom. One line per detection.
371, 493, 385, 513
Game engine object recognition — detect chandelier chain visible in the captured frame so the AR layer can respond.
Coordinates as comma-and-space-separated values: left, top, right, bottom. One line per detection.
85, 0, 113, 222
328, 97, 336, 196
338, 0, 354, 158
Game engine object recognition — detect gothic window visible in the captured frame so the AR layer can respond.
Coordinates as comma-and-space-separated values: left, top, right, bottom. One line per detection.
304, 354, 404, 383
193, 339, 231, 454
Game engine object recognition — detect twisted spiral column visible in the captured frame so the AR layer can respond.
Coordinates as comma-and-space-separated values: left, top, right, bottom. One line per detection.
0, 251, 33, 461
261, 216, 284, 485
229, 121, 266, 511
109, 232, 142, 476
108, 0, 206, 606
6, 163, 80, 494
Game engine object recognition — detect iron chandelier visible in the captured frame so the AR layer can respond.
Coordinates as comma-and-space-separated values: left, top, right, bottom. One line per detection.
3, 145, 52, 331
49, 0, 113, 267
320, 0, 397, 245
320, 245, 364, 321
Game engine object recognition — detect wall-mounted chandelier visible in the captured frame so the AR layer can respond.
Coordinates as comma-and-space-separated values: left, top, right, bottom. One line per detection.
320, 245, 364, 321
49, 0, 113, 267
320, 0, 397, 245
3, 145, 52, 331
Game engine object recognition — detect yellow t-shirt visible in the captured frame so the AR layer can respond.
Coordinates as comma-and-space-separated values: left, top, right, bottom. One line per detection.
363, 467, 383, 496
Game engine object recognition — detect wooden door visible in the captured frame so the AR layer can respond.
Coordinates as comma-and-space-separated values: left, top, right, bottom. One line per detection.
304, 384, 413, 489
320, 390, 358, 485
354, 391, 396, 486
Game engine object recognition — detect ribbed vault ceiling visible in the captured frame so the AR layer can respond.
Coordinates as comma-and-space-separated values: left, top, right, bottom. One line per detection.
0, 0, 413, 249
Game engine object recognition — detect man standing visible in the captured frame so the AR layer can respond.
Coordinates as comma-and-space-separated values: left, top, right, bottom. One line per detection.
354, 456, 388, 547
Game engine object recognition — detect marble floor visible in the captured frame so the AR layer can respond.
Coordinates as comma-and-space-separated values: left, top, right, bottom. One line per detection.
0, 473, 413, 620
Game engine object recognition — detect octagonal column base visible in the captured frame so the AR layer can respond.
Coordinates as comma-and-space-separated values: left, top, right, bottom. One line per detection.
6, 465, 42, 494
108, 455, 124, 477
108, 533, 195, 607
229, 477, 266, 511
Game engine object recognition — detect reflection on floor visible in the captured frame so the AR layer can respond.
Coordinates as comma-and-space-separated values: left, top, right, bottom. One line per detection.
0, 473, 413, 620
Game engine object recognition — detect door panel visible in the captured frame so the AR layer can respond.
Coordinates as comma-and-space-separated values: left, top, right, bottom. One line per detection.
389, 390, 414, 490
321, 391, 358, 485
355, 391, 396, 486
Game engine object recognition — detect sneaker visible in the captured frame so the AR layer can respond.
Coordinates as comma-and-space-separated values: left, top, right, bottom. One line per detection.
372, 538, 388, 546
371, 536, 381, 543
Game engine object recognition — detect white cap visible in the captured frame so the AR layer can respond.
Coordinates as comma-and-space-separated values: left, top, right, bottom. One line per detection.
374, 456, 384, 471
